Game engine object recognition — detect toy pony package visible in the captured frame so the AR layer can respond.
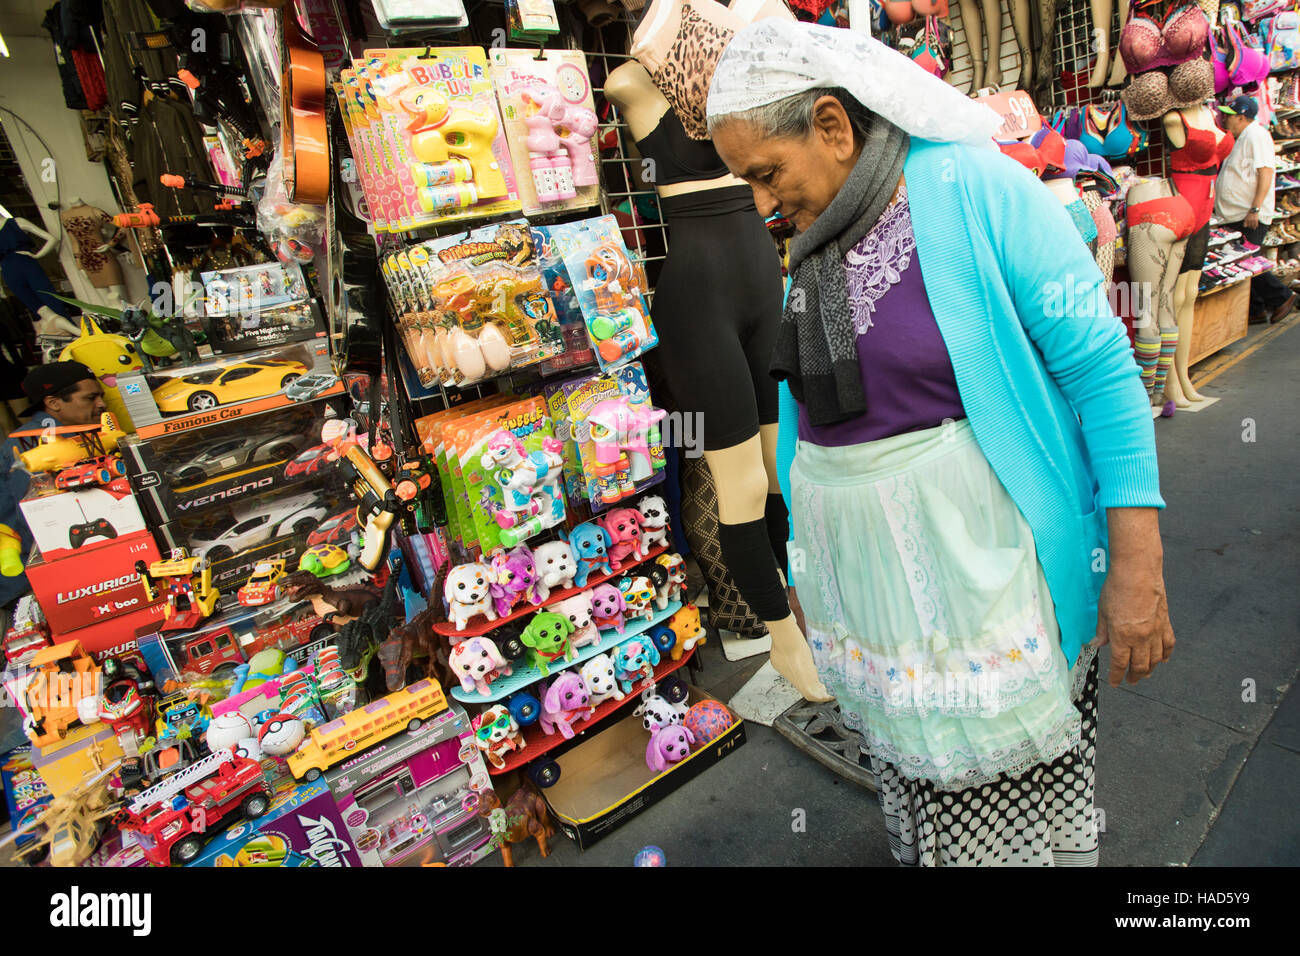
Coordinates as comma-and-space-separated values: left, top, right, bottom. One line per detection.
336, 47, 520, 233
547, 215, 657, 372
451, 396, 566, 554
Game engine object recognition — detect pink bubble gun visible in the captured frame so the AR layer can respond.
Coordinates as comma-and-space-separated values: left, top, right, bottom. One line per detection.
587, 398, 666, 483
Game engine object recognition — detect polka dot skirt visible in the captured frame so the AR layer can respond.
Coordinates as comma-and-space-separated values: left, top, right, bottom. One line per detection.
867, 649, 1101, 867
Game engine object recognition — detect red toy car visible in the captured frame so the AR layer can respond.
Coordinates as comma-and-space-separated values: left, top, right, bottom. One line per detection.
3, 622, 52, 668
55, 454, 127, 491
284, 443, 336, 479
306, 510, 358, 548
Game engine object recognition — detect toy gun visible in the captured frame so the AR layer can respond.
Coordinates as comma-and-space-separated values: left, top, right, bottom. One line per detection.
113, 202, 250, 230
393, 454, 446, 532
0, 524, 22, 576
339, 445, 406, 571
586, 398, 666, 484
160, 173, 249, 202
399, 87, 508, 205
521, 84, 576, 203
530, 85, 599, 189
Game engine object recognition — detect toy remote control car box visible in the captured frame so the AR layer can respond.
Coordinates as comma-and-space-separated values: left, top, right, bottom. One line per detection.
152, 479, 343, 598
19, 484, 148, 562
119, 395, 351, 527
185, 777, 363, 867
324, 701, 496, 867
24, 531, 165, 637
542, 686, 745, 850
115, 341, 340, 439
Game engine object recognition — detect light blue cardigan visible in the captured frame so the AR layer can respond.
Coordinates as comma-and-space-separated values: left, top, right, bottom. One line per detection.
776, 138, 1165, 669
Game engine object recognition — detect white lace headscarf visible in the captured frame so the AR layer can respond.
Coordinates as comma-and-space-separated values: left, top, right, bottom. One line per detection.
705, 19, 1001, 149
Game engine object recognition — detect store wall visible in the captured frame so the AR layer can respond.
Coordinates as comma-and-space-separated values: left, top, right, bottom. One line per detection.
0, 36, 149, 310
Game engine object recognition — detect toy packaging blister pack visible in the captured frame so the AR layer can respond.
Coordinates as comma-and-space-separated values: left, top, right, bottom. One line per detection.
200, 262, 324, 354
451, 396, 566, 554
489, 49, 599, 216
360, 47, 521, 232
387, 221, 564, 388
530, 223, 597, 374
549, 216, 657, 371
549, 361, 666, 510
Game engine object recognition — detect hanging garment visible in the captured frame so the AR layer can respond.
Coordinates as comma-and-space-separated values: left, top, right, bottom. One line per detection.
61, 206, 126, 289
0, 219, 73, 318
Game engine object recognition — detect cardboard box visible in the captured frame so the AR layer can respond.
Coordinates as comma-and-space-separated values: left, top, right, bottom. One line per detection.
72, 601, 170, 662
118, 394, 349, 527
1, 747, 54, 852
116, 340, 340, 439
25, 531, 164, 636
325, 702, 497, 867
31, 722, 126, 797
186, 777, 363, 867
544, 687, 745, 850
20, 484, 148, 561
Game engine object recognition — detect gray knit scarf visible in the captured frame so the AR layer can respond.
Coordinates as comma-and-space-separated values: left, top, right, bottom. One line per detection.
771, 116, 910, 427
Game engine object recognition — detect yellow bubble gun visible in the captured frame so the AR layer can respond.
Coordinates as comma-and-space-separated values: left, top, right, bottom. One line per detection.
399, 87, 507, 206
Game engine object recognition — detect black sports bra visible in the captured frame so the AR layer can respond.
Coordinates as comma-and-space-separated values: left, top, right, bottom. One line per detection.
634, 108, 731, 186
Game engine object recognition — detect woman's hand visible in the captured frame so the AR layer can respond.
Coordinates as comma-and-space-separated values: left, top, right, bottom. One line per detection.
771, 588, 834, 702
1095, 509, 1176, 685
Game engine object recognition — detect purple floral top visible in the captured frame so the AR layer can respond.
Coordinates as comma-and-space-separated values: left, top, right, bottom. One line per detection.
797, 185, 967, 447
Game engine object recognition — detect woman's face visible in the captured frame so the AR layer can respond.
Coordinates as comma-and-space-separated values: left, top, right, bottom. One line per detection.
712, 96, 862, 232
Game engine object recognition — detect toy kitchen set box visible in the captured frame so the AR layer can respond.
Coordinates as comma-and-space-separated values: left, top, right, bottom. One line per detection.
324, 701, 496, 868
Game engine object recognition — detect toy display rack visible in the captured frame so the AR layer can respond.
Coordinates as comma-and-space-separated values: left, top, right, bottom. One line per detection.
432, 543, 669, 638
450, 598, 682, 704
489, 644, 696, 777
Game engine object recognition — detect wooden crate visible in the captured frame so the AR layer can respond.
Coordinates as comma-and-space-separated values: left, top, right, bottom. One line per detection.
1190, 279, 1250, 365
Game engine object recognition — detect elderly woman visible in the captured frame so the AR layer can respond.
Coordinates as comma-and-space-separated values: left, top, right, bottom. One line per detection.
705, 20, 1176, 866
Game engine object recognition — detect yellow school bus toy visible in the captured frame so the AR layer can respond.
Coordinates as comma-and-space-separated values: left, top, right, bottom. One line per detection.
287, 678, 447, 781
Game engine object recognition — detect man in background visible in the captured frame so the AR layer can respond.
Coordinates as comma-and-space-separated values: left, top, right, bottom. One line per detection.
1217, 96, 1298, 324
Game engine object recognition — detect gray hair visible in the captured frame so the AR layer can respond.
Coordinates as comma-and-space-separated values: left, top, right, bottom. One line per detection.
706, 86, 874, 141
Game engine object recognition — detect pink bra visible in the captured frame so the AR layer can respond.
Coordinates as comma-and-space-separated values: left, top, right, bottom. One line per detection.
1214, 20, 1271, 91
1119, 3, 1209, 73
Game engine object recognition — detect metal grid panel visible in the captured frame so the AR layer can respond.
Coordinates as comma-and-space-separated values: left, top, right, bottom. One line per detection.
1048, 0, 1166, 178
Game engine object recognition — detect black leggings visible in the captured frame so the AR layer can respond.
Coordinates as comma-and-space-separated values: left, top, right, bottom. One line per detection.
651, 186, 783, 451
651, 185, 790, 623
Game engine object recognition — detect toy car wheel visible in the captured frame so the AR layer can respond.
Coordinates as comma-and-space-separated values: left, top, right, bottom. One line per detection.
170, 835, 205, 865
407, 717, 423, 733
649, 625, 676, 655
310, 624, 333, 643
207, 546, 233, 564
303, 767, 321, 782
281, 374, 301, 390
498, 635, 526, 662
659, 676, 688, 705
241, 791, 271, 819
292, 517, 319, 535
176, 467, 205, 483
508, 692, 540, 726
212, 662, 239, 681
268, 442, 299, 460
528, 759, 561, 788
187, 391, 219, 412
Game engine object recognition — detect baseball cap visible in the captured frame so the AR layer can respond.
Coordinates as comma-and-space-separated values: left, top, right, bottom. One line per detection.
1220, 96, 1260, 120
20, 361, 98, 413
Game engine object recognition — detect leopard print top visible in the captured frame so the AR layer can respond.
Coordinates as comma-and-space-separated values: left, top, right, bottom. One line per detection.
643, 4, 737, 140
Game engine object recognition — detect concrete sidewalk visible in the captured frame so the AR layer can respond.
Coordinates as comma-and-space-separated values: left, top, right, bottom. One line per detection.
517, 319, 1300, 868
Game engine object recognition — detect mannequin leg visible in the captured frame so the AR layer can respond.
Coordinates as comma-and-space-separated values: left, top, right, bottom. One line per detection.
959, 0, 986, 93
1125, 219, 1177, 398
1165, 272, 1201, 406
704, 437, 831, 701
1010, 0, 1034, 88
1035, 0, 1061, 94
1150, 237, 1189, 411
1087, 0, 1113, 88
981, 0, 1004, 89
1106, 0, 1129, 86
1172, 271, 1207, 401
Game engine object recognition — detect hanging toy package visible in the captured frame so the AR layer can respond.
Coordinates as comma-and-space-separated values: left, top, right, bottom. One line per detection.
256, 154, 327, 264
